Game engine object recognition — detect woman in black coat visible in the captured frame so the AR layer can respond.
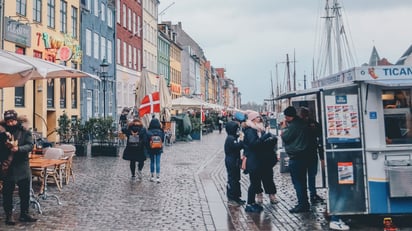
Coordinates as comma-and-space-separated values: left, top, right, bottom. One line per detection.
122, 118, 147, 179
242, 111, 271, 213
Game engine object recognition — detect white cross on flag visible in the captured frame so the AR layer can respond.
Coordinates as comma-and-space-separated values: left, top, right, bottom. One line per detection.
139, 92, 160, 118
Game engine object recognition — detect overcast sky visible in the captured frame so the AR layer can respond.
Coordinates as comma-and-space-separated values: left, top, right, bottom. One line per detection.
158, 0, 412, 104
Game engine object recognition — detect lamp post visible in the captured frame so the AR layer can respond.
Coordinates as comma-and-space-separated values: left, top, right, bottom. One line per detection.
100, 59, 109, 118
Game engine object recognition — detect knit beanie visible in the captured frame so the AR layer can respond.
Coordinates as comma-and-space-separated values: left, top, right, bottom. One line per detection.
247, 111, 260, 121
4, 109, 17, 121
283, 106, 297, 117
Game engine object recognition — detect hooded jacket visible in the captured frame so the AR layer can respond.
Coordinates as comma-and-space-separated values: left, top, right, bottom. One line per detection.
0, 115, 33, 181
224, 121, 243, 158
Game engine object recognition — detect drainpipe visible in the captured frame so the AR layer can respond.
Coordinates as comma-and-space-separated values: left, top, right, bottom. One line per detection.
0, 0, 4, 116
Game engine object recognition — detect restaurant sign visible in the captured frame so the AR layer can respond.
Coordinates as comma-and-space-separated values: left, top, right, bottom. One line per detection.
4, 17, 32, 47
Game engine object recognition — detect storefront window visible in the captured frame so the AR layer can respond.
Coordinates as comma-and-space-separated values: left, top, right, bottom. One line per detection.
382, 89, 412, 144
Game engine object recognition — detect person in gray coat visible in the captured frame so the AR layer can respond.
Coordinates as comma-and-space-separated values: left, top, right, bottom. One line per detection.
0, 110, 37, 225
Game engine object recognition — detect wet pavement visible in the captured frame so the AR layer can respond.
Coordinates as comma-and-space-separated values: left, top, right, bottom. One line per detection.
1, 131, 412, 230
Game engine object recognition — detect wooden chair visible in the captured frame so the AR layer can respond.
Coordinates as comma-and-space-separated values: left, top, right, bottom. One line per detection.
55, 144, 76, 185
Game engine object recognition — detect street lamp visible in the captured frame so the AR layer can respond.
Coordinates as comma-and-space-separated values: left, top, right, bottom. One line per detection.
100, 58, 109, 118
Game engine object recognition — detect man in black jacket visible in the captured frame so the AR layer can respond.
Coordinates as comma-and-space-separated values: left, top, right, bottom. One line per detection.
0, 110, 37, 225
281, 106, 311, 213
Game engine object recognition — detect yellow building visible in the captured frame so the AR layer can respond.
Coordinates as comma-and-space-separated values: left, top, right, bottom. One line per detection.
169, 41, 182, 99
2, 0, 82, 143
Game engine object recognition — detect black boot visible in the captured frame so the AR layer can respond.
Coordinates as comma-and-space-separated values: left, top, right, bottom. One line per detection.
5, 212, 16, 225
19, 212, 37, 222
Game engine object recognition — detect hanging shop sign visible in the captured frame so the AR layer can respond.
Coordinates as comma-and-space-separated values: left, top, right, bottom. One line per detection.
4, 18, 31, 47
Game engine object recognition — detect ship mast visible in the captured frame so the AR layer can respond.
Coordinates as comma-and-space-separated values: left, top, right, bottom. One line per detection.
316, 0, 356, 78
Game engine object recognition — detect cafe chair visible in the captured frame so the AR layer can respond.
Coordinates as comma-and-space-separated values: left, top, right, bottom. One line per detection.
55, 144, 76, 185
31, 148, 65, 191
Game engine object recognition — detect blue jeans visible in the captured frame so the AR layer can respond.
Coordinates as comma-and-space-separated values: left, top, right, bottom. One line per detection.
307, 156, 318, 197
289, 158, 309, 207
149, 153, 161, 174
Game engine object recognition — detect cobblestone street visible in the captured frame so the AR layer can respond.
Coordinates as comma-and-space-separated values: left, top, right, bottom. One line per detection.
1, 131, 412, 230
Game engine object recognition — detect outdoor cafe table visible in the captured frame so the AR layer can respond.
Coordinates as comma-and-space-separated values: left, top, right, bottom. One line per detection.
29, 158, 66, 205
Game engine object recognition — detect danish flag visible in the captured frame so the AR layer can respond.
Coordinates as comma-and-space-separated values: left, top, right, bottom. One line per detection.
139, 92, 160, 118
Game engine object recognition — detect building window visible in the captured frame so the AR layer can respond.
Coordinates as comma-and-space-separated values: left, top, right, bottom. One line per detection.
60, 78, 66, 108
116, 0, 120, 24
132, 12, 136, 35
123, 41, 127, 66
127, 8, 131, 31
93, 32, 99, 59
107, 40, 113, 64
86, 29, 91, 56
16, 0, 27, 16
128, 44, 132, 68
33, 0, 42, 23
122, 4, 126, 28
101, 3, 105, 21
116, 38, 120, 64
94, 0, 98, 17
47, 0, 55, 28
107, 8, 113, 28
100, 36, 106, 60
71, 6, 78, 38
60, 0, 67, 33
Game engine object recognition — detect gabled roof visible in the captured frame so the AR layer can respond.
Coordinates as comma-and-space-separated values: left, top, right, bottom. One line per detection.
368, 46, 380, 66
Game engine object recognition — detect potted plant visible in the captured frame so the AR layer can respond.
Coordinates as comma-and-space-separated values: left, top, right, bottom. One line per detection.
56, 113, 89, 156
71, 118, 88, 156
189, 113, 202, 140
87, 117, 119, 157
56, 113, 71, 144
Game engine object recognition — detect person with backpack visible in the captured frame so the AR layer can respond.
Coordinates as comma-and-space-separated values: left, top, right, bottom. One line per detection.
122, 119, 147, 180
146, 118, 165, 183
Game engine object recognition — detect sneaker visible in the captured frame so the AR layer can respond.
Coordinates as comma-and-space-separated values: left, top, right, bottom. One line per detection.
150, 176, 155, 182
256, 193, 263, 204
156, 177, 160, 183
235, 198, 246, 205
131, 175, 136, 180
19, 213, 37, 222
269, 194, 279, 204
329, 219, 350, 231
137, 171, 142, 179
289, 205, 310, 213
228, 200, 242, 206
245, 204, 263, 213
310, 194, 324, 204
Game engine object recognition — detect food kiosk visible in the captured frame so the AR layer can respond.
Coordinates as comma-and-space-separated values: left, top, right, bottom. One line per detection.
278, 65, 412, 216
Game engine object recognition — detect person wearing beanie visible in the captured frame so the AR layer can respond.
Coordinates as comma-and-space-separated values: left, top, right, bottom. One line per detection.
0, 110, 37, 225
281, 106, 311, 213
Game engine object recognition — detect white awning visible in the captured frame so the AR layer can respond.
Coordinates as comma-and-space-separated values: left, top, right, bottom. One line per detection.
365, 79, 412, 87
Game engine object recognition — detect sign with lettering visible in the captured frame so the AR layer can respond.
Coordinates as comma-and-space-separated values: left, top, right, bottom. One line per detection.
4, 18, 31, 47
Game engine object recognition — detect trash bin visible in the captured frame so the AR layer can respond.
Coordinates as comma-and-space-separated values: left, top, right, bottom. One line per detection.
279, 149, 289, 173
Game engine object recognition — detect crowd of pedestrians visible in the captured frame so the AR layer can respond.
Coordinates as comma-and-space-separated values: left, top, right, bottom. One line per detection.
223, 106, 349, 230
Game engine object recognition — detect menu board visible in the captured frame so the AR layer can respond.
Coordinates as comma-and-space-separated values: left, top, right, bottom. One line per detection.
325, 95, 360, 142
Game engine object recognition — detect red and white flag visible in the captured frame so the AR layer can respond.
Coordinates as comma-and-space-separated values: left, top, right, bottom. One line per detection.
139, 92, 160, 118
